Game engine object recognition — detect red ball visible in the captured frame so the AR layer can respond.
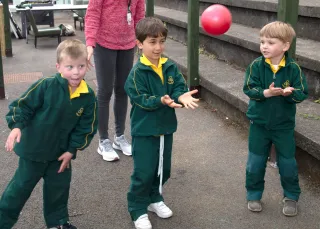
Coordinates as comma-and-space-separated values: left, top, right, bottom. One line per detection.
201, 4, 232, 36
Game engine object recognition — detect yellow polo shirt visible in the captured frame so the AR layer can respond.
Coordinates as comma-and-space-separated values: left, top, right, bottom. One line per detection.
265, 55, 286, 73
140, 55, 168, 84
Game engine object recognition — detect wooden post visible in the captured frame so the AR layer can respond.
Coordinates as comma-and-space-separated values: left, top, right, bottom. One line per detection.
187, 0, 200, 93
146, 0, 154, 17
3, 0, 13, 57
0, 46, 5, 99
277, 0, 299, 58
0, 4, 5, 57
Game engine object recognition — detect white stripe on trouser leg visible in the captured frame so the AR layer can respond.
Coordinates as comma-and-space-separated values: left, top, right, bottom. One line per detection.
158, 135, 164, 194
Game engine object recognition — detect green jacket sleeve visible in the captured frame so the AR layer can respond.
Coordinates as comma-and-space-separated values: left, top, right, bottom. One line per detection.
170, 65, 189, 104
284, 63, 308, 104
243, 60, 266, 101
6, 78, 48, 130
125, 67, 165, 111
67, 94, 98, 154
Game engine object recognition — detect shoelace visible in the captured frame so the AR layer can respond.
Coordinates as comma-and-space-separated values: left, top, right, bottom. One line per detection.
117, 136, 130, 147
101, 140, 114, 151
156, 202, 167, 210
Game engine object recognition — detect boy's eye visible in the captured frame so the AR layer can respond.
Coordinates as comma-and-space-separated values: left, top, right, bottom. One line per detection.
67, 66, 73, 69
79, 65, 85, 68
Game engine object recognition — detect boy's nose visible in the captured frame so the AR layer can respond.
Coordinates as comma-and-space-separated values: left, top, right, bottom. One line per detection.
155, 43, 161, 50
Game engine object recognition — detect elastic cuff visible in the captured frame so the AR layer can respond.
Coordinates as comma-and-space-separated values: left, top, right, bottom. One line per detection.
12, 123, 24, 130
86, 40, 96, 48
156, 96, 165, 107
130, 209, 148, 221
67, 147, 77, 154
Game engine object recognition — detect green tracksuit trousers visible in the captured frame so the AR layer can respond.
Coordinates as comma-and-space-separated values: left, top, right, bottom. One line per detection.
127, 134, 173, 221
246, 122, 301, 201
0, 157, 72, 229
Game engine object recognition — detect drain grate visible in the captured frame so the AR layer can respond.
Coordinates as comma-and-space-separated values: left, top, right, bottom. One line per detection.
4, 72, 43, 84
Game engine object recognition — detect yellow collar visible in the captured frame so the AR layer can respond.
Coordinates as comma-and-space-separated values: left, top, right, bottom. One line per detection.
69, 79, 89, 99
265, 56, 286, 73
60, 74, 89, 99
140, 54, 168, 68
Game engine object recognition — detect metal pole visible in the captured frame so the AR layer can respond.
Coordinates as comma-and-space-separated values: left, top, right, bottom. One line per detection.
3, 0, 13, 57
187, 0, 200, 92
0, 46, 5, 99
277, 0, 299, 58
146, 0, 154, 17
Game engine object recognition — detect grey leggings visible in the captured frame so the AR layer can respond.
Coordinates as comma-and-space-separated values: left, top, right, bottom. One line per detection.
94, 43, 134, 140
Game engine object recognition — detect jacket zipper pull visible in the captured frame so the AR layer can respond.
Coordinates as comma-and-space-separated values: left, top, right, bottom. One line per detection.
273, 73, 276, 79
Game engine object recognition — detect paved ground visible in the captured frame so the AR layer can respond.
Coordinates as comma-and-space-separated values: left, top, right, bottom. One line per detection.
1, 12, 320, 229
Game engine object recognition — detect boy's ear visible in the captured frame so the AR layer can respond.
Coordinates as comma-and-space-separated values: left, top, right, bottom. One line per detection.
56, 63, 61, 71
283, 41, 290, 52
136, 39, 143, 50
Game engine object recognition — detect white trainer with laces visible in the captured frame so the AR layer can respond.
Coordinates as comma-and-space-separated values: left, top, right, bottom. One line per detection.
134, 214, 152, 229
97, 139, 119, 161
147, 201, 173, 218
112, 135, 132, 156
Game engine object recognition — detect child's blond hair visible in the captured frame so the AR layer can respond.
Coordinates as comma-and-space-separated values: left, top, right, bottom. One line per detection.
56, 39, 87, 63
260, 21, 296, 43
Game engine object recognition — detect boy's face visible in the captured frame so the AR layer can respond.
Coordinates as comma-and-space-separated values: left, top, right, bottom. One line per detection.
56, 55, 87, 90
260, 36, 290, 62
137, 35, 166, 65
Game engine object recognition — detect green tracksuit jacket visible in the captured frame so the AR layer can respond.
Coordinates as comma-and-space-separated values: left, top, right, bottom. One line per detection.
124, 58, 188, 136
243, 53, 308, 130
6, 73, 98, 162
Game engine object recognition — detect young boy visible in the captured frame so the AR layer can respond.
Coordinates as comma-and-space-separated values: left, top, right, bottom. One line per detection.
243, 21, 308, 216
0, 39, 98, 229
125, 17, 199, 229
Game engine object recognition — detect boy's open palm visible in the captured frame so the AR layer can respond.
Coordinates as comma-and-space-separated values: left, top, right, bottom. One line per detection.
268, 82, 283, 96
283, 87, 295, 97
5, 128, 21, 152
161, 95, 183, 108
58, 152, 73, 173
178, 89, 199, 109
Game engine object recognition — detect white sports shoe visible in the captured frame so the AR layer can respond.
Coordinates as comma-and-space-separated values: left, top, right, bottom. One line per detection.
97, 139, 119, 161
147, 201, 173, 218
134, 214, 152, 229
112, 135, 132, 156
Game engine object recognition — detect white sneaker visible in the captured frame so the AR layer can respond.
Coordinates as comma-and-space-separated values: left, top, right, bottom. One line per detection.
112, 135, 132, 156
134, 214, 152, 229
97, 139, 119, 161
147, 201, 173, 218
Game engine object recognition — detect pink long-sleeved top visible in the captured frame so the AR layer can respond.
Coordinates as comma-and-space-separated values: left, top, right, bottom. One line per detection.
85, 0, 145, 50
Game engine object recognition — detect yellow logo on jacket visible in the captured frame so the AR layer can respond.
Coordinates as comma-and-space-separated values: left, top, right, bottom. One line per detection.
282, 80, 290, 89
76, 108, 84, 116
168, 76, 174, 84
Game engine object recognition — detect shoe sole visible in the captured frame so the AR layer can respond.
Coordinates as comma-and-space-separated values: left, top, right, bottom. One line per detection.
282, 199, 298, 217
97, 149, 119, 162
147, 206, 173, 218
282, 209, 297, 217
112, 143, 132, 156
247, 203, 262, 212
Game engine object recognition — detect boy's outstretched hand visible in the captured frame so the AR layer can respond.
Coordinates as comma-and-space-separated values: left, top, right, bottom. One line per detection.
5, 128, 21, 152
161, 95, 183, 108
178, 89, 199, 109
58, 152, 73, 173
283, 87, 295, 97
264, 82, 283, 97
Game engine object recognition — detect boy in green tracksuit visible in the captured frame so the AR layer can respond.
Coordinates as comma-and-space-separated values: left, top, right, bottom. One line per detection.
0, 39, 98, 229
243, 21, 308, 216
125, 17, 199, 229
